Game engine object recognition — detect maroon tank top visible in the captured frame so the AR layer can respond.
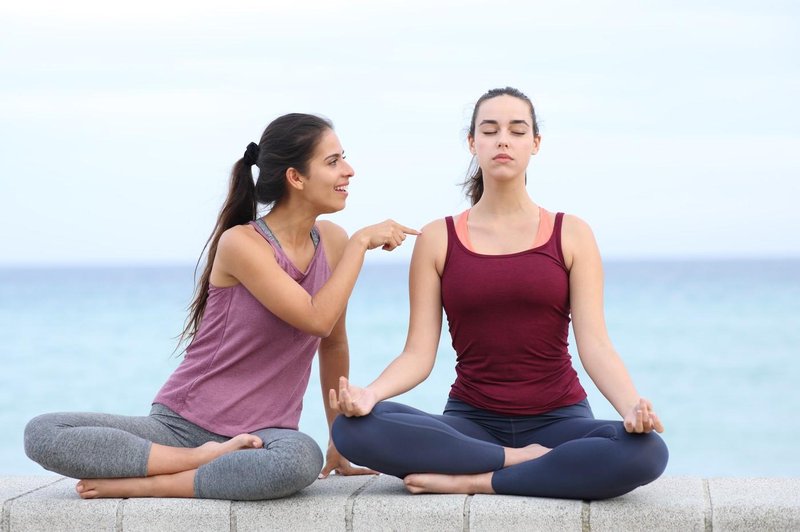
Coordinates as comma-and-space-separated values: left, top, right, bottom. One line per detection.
441, 212, 586, 415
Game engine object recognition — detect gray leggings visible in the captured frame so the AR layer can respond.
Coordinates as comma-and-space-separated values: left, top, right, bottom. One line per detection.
23, 404, 323, 500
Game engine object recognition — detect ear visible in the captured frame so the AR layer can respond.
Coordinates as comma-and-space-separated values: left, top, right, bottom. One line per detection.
286, 167, 304, 191
531, 134, 542, 156
468, 134, 476, 155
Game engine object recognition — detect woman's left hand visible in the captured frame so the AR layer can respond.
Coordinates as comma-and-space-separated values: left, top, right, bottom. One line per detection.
319, 442, 378, 479
623, 398, 665, 433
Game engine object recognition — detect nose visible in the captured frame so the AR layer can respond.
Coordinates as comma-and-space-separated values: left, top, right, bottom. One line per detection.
343, 159, 354, 178
497, 131, 510, 147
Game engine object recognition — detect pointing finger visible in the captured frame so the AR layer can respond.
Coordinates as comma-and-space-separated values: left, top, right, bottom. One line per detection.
398, 224, 421, 236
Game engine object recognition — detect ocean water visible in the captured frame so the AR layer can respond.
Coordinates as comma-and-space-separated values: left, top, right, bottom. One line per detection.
1, 259, 798, 477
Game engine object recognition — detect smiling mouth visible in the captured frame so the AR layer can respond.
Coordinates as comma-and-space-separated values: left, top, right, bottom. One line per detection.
334, 185, 348, 192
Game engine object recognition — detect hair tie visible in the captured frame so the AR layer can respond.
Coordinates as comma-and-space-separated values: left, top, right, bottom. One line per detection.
243, 142, 260, 166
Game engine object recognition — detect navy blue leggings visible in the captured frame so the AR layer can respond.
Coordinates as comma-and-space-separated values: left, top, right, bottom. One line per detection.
332, 398, 668, 500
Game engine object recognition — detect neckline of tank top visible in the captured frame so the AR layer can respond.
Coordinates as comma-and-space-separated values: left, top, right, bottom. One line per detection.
255, 218, 320, 249
452, 207, 558, 258
252, 218, 322, 278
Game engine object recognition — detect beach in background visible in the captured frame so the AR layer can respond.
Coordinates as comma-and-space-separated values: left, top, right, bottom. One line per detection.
2, 259, 798, 477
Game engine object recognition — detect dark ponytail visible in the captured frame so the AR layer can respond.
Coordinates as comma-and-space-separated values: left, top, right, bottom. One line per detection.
178, 113, 333, 350
461, 87, 539, 205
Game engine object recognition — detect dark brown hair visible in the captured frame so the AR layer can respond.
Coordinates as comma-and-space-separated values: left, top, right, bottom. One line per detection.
178, 113, 333, 350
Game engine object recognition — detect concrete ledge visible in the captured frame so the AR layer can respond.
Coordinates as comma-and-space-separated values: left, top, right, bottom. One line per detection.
1, 475, 798, 531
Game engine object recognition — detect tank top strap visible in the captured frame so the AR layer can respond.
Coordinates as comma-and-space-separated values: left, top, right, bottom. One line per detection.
251, 219, 320, 249
444, 216, 459, 265
252, 218, 281, 249
552, 212, 566, 265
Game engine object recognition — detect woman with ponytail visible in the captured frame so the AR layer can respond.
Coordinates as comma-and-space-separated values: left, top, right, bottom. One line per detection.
24, 113, 418, 500
329, 89, 669, 500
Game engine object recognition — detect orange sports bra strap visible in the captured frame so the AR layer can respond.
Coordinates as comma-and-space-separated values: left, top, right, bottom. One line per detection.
455, 209, 475, 252
532, 207, 555, 248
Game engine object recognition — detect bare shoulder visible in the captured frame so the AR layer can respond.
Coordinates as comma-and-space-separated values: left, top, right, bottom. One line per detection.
411, 218, 448, 273
561, 214, 600, 270
213, 223, 276, 285
562, 213, 595, 240
415, 218, 447, 250
316, 220, 348, 246
316, 219, 349, 266
217, 224, 265, 256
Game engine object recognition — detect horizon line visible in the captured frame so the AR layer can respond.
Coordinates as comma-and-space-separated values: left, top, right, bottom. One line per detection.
2, 254, 800, 270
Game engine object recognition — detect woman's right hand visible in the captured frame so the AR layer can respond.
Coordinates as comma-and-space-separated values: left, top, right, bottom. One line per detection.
353, 220, 420, 252
329, 376, 378, 417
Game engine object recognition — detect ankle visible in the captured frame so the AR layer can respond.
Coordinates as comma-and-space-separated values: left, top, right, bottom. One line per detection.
471, 472, 494, 494
503, 447, 520, 467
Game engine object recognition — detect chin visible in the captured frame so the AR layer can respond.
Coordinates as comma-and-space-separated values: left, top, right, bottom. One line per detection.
320, 202, 346, 215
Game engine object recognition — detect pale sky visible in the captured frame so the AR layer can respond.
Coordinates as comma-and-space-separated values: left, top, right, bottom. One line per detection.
1, 0, 798, 265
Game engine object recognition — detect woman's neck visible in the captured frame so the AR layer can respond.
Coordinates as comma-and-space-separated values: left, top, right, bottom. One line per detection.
471, 177, 537, 219
262, 202, 318, 250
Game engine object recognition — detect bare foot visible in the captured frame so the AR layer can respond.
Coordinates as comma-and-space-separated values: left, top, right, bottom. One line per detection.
503, 443, 551, 467
196, 433, 263, 465
404, 472, 494, 495
76, 477, 155, 499
76, 470, 195, 499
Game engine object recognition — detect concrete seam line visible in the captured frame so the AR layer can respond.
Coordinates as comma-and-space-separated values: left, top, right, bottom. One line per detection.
114, 499, 125, 532
581, 500, 591, 532
462, 495, 472, 532
1, 476, 65, 532
703, 479, 713, 532
115, 498, 125, 532
345, 475, 378, 532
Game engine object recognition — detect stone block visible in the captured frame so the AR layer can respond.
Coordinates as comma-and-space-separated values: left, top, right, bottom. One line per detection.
589, 476, 707, 531
1, 476, 62, 532
122, 497, 230, 532
470, 493, 583, 531
351, 474, 467, 532
233, 474, 373, 531
7, 477, 118, 532
709, 477, 800, 531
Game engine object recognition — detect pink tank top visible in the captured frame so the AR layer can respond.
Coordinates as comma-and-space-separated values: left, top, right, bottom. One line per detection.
441, 211, 587, 415
154, 221, 331, 435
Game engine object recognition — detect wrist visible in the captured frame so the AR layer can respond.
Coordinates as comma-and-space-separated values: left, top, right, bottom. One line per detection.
349, 230, 370, 252
364, 384, 382, 403
622, 397, 642, 413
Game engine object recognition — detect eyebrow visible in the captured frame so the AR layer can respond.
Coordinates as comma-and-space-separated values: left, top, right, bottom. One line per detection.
479, 119, 530, 127
324, 151, 344, 162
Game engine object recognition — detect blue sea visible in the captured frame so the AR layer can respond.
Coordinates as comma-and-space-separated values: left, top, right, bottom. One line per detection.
1, 260, 798, 477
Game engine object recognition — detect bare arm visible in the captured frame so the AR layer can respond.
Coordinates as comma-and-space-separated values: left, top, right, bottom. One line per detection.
214, 219, 418, 338
563, 215, 664, 433
330, 219, 448, 416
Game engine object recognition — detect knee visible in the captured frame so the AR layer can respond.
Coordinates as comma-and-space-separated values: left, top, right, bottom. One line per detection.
331, 414, 365, 461
24, 414, 58, 464
629, 432, 669, 485
331, 415, 349, 449
643, 432, 669, 480
267, 432, 323, 498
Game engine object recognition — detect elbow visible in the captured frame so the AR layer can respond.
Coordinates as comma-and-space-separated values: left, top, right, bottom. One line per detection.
313, 326, 334, 339
305, 319, 335, 338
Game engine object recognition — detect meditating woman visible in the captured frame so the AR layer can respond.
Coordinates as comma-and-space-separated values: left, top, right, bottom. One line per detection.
330, 88, 668, 500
